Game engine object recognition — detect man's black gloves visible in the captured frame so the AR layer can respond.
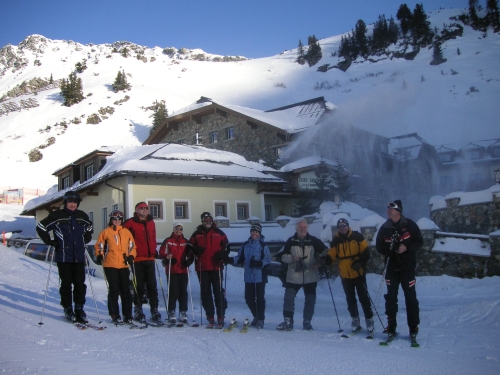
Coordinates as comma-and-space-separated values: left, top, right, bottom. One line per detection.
323, 255, 333, 266
49, 240, 59, 251
213, 251, 225, 261
188, 243, 205, 256
249, 257, 263, 268
351, 259, 362, 271
124, 254, 134, 265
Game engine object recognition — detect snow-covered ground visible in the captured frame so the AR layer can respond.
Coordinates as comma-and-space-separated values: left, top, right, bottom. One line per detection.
0, 204, 499, 374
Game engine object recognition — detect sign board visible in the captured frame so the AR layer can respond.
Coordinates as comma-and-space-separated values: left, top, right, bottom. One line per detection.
297, 170, 321, 190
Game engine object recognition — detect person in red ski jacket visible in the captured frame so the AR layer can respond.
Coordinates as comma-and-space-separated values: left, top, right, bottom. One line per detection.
159, 222, 193, 324
123, 202, 160, 323
188, 212, 229, 326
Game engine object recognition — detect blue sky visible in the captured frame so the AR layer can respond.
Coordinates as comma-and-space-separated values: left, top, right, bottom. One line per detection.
3, 0, 468, 58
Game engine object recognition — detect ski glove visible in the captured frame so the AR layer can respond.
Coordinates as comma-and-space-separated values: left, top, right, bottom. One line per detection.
96, 254, 103, 264
213, 250, 225, 261
323, 255, 333, 266
188, 243, 205, 256
249, 258, 263, 268
351, 260, 363, 271
124, 254, 134, 265
49, 240, 59, 251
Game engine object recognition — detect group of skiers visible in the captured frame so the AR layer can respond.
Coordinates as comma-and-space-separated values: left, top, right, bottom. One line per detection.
37, 191, 422, 340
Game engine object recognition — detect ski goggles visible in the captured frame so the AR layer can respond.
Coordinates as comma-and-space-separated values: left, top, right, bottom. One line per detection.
387, 202, 400, 210
110, 216, 124, 221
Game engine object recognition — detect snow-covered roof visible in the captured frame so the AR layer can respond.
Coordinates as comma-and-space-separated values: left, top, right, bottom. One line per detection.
23, 144, 283, 213
169, 97, 326, 134
279, 156, 338, 173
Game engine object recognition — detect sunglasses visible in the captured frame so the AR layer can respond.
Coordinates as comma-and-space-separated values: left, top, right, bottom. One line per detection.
387, 202, 400, 209
137, 206, 149, 210
111, 216, 124, 221
174, 227, 183, 231
337, 224, 347, 229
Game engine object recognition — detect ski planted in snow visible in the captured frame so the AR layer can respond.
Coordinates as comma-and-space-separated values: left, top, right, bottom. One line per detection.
240, 318, 250, 333
223, 318, 238, 332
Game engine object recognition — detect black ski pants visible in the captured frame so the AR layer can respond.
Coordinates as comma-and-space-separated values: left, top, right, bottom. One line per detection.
57, 262, 86, 309
104, 267, 132, 318
197, 269, 226, 320
244, 281, 266, 321
166, 273, 188, 312
132, 260, 159, 309
384, 266, 420, 328
341, 274, 373, 320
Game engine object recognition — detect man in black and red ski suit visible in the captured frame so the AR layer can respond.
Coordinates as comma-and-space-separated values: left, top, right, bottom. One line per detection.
124, 201, 161, 323
376, 199, 423, 339
188, 212, 229, 326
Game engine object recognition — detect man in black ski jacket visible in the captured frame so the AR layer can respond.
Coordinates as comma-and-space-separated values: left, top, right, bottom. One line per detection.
375, 199, 423, 339
36, 191, 93, 323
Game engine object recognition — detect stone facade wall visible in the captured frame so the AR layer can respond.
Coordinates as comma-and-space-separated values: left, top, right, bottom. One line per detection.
160, 112, 283, 166
430, 198, 500, 235
356, 227, 500, 279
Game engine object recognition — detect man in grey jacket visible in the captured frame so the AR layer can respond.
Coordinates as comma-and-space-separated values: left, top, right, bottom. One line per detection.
276, 219, 327, 331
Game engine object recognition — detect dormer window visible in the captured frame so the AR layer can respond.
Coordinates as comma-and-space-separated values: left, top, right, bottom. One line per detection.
85, 164, 94, 180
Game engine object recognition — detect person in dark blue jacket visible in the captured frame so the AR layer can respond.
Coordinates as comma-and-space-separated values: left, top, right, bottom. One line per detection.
226, 223, 271, 328
36, 191, 93, 323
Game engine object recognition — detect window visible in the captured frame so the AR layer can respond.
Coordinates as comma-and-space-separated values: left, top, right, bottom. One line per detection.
210, 132, 218, 144
85, 164, 94, 180
265, 204, 273, 222
438, 153, 452, 163
467, 150, 481, 160
276, 147, 285, 158
214, 202, 228, 217
62, 176, 70, 189
111, 204, 118, 212
236, 203, 249, 220
101, 207, 107, 231
148, 201, 164, 220
492, 148, 500, 158
174, 201, 189, 220
88, 211, 94, 226
226, 127, 235, 140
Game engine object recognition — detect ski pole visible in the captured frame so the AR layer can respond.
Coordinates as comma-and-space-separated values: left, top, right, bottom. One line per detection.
218, 263, 224, 325
38, 249, 55, 326
85, 252, 102, 324
167, 254, 172, 320
375, 256, 390, 307
253, 266, 258, 328
325, 274, 347, 337
363, 281, 384, 329
155, 259, 168, 320
186, 266, 199, 327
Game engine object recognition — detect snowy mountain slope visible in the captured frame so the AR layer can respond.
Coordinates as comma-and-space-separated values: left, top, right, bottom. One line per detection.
0, 7, 498, 191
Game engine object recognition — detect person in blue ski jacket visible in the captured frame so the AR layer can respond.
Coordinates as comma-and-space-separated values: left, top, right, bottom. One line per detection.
225, 223, 271, 329
36, 190, 93, 323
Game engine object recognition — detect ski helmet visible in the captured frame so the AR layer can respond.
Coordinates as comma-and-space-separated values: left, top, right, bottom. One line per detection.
63, 191, 81, 207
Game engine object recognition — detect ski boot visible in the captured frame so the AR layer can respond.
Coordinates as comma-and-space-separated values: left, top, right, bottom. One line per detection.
276, 317, 293, 331
74, 304, 88, 323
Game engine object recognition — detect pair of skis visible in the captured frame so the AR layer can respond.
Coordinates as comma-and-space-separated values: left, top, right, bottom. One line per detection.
379, 332, 420, 347
220, 318, 251, 333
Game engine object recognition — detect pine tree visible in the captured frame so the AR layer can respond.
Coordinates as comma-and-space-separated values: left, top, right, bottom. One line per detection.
486, 0, 500, 31
396, 4, 413, 37
112, 70, 131, 92
306, 35, 322, 67
297, 39, 306, 64
60, 71, 84, 107
293, 191, 317, 217
49, 73, 53, 84
354, 19, 369, 57
75, 60, 87, 73
468, 0, 481, 29
331, 158, 352, 201
313, 158, 334, 203
149, 100, 168, 135
412, 3, 433, 47
430, 42, 447, 65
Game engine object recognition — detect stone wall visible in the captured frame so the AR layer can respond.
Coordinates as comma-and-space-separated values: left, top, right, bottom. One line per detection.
358, 227, 500, 279
161, 111, 283, 166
